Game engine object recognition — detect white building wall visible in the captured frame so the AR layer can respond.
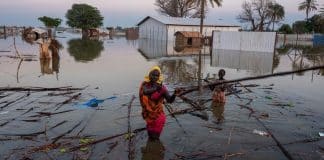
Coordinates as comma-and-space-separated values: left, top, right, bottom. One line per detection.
212, 31, 276, 53
167, 25, 240, 41
139, 18, 167, 40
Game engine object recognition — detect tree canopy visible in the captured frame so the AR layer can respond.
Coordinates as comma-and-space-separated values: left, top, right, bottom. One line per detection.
298, 0, 318, 20
278, 24, 293, 34
38, 16, 62, 28
267, 3, 285, 31
292, 14, 324, 33
237, 0, 285, 31
155, 0, 199, 17
65, 4, 103, 30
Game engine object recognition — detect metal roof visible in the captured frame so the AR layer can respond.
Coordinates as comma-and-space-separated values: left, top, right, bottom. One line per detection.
137, 16, 241, 28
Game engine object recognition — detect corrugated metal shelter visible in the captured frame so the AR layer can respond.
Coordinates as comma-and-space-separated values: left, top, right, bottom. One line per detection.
212, 31, 276, 53
174, 31, 202, 47
137, 16, 241, 41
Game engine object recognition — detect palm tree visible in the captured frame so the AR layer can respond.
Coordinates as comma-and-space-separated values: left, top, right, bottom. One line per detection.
188, 0, 223, 33
298, 0, 318, 21
267, 3, 285, 31
188, 0, 222, 92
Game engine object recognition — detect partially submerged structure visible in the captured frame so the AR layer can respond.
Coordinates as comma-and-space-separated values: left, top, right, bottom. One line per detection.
86, 28, 100, 37
23, 27, 48, 41
174, 31, 202, 48
137, 16, 241, 41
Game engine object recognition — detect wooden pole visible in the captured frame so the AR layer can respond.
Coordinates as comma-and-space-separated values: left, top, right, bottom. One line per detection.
127, 95, 135, 160
3, 26, 6, 39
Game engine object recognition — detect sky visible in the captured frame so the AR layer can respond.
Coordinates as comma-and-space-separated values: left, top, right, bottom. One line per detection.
0, 0, 323, 28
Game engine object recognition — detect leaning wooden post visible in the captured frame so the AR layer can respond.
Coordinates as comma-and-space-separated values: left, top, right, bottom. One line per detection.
3, 26, 6, 39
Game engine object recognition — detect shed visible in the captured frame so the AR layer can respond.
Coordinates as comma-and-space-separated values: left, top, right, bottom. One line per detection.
174, 31, 202, 47
137, 16, 241, 41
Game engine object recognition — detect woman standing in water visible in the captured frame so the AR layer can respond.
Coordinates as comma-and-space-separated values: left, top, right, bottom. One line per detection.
139, 66, 179, 140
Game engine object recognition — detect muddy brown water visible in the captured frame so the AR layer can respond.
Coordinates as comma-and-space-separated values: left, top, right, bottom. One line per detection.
0, 33, 324, 159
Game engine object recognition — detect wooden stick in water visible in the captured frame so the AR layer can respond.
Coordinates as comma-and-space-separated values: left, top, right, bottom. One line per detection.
178, 66, 324, 96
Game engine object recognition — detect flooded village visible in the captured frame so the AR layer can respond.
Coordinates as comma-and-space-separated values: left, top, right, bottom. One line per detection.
1, 0, 324, 160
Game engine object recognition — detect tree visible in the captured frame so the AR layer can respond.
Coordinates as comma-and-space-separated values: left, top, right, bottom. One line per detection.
267, 3, 285, 31
278, 24, 293, 34
298, 0, 318, 21
292, 14, 324, 33
65, 4, 103, 38
187, 0, 222, 92
155, 0, 200, 17
188, 0, 222, 33
237, 0, 280, 31
38, 16, 62, 28
309, 14, 324, 33
292, 21, 310, 33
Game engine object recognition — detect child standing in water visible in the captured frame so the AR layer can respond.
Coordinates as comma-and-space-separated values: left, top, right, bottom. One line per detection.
211, 69, 227, 123
212, 69, 226, 104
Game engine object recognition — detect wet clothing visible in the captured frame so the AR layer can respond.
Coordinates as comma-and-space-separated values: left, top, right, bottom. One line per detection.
141, 139, 165, 160
139, 82, 176, 137
139, 66, 176, 139
211, 102, 225, 123
212, 79, 226, 104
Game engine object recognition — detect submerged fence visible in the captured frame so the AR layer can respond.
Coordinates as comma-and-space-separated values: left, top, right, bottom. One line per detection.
277, 34, 313, 41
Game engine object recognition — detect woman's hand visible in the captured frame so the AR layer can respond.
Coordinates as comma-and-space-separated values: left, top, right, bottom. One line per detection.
173, 88, 181, 96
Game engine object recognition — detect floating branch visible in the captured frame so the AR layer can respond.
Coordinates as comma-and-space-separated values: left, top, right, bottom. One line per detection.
178, 66, 324, 96
55, 93, 81, 110
68, 127, 146, 152
0, 86, 87, 92
51, 120, 84, 144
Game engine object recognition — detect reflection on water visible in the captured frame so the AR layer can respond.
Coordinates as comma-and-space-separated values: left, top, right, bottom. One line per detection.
276, 44, 324, 77
159, 59, 198, 84
138, 38, 209, 60
0, 33, 323, 98
141, 139, 165, 160
211, 102, 225, 124
68, 38, 104, 62
211, 49, 274, 75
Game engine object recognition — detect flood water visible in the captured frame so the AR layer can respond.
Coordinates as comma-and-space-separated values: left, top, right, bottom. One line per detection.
0, 33, 324, 159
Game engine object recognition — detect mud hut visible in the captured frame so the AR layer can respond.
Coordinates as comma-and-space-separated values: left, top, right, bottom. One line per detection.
175, 31, 202, 48
87, 28, 100, 37
23, 27, 48, 41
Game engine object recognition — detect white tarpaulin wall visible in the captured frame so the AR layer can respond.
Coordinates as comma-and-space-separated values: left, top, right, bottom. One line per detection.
212, 31, 276, 53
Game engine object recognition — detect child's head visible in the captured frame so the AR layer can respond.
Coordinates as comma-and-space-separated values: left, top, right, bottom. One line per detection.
218, 69, 225, 79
